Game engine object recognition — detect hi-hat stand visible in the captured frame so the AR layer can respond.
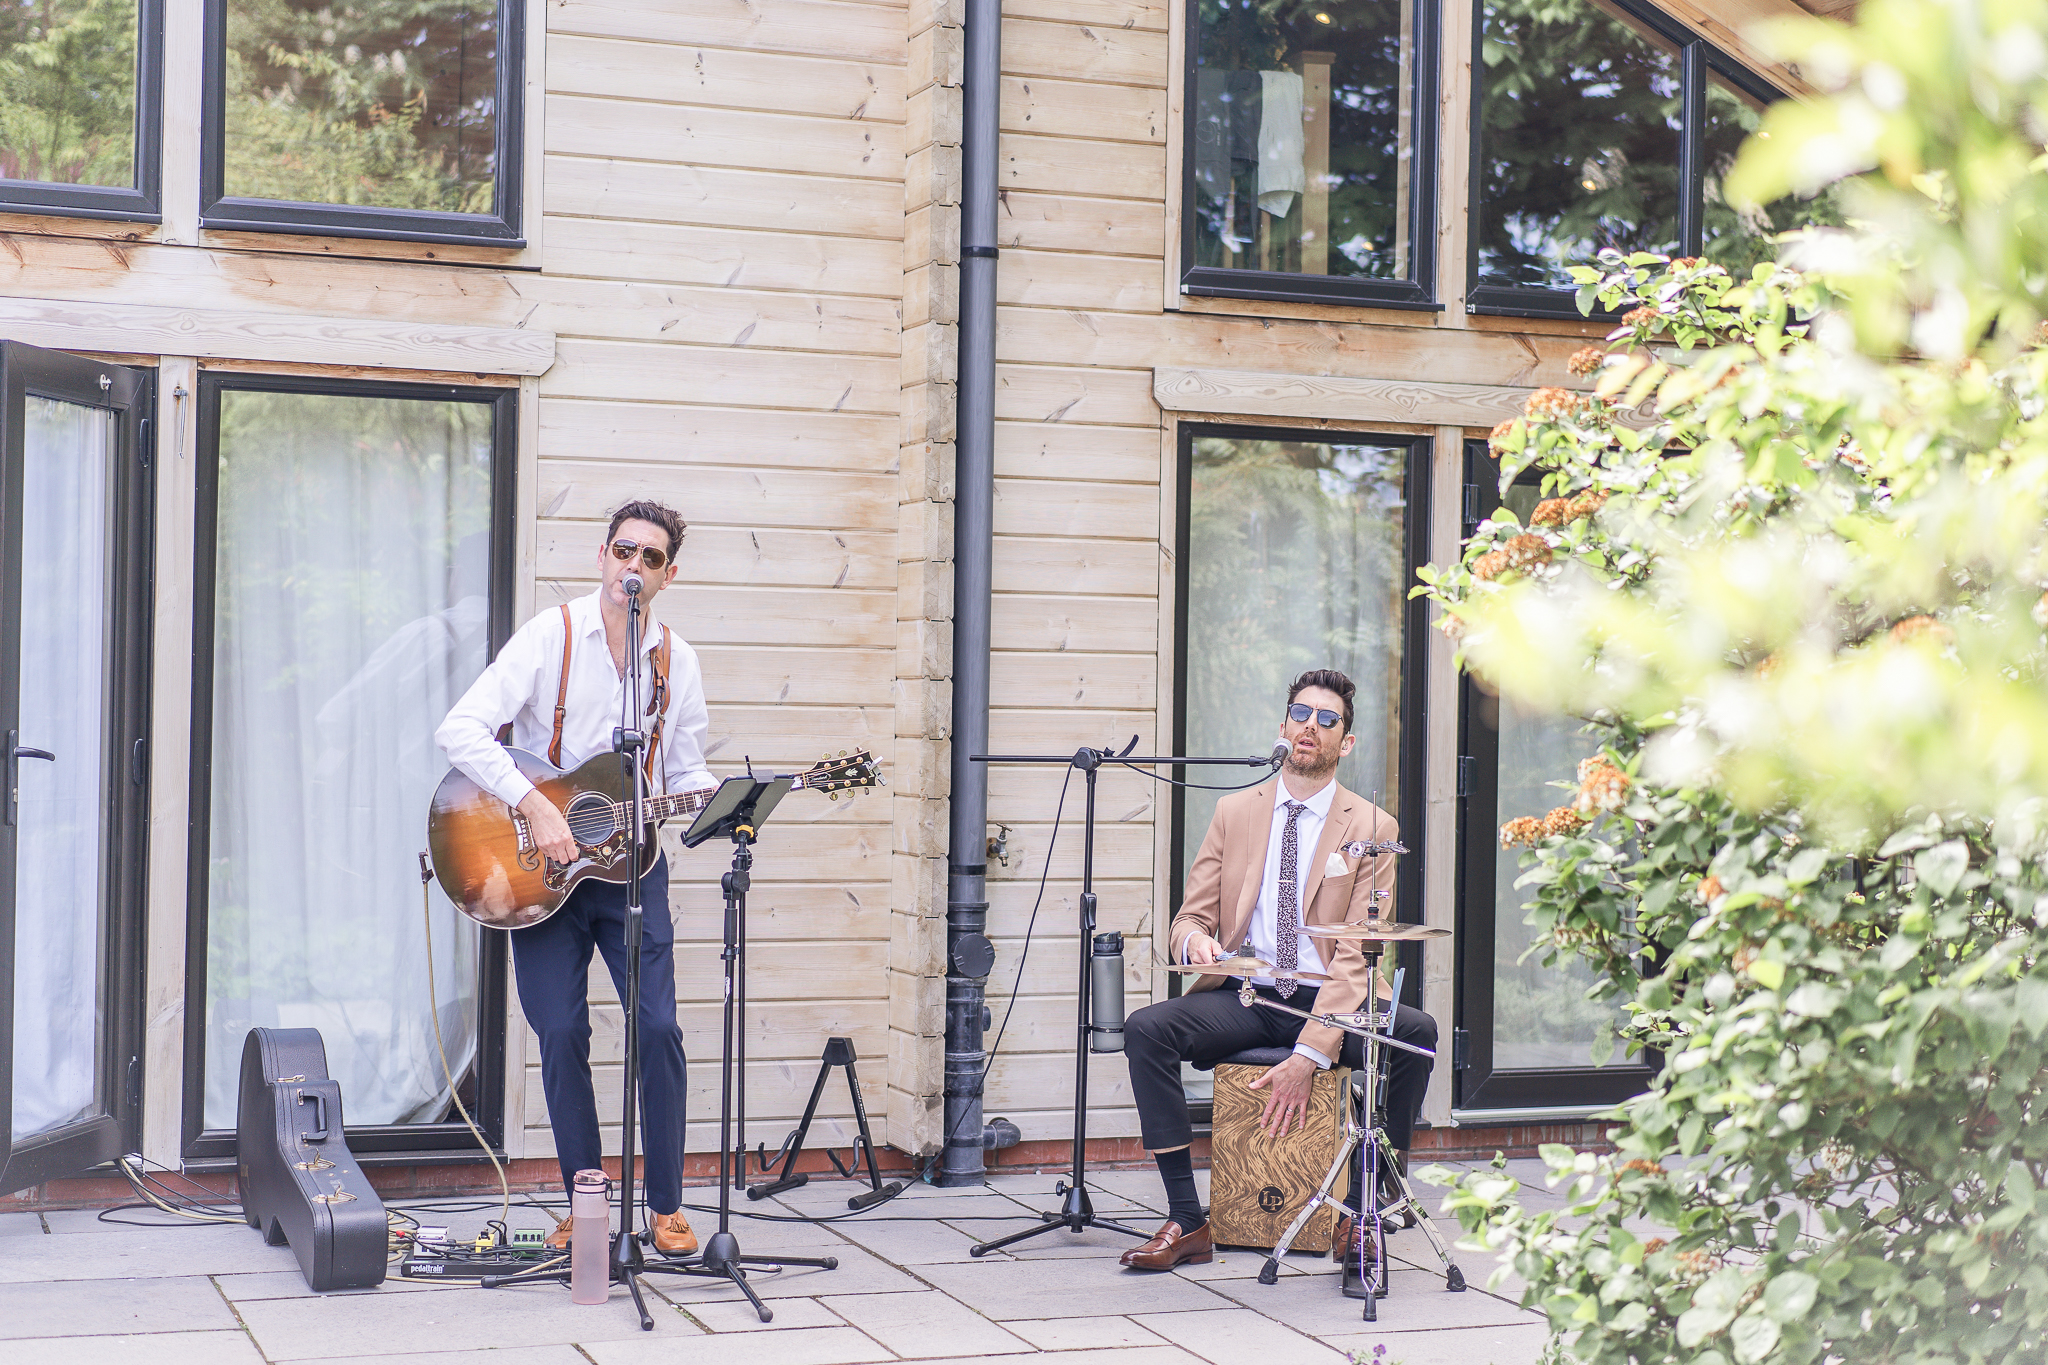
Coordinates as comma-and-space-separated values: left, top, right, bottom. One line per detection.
964, 738, 1285, 1257
1239, 934, 1465, 1321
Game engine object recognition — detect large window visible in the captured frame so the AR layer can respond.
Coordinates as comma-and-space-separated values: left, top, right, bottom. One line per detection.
200, 0, 523, 244
1182, 0, 1438, 308
1173, 427, 1430, 932
183, 374, 515, 1164
0, 0, 162, 220
1470, 0, 1815, 317
1454, 442, 1652, 1111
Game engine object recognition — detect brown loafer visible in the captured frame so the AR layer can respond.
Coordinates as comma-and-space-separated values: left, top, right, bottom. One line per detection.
1119, 1219, 1213, 1270
1329, 1212, 1353, 1261
544, 1214, 574, 1251
650, 1208, 698, 1257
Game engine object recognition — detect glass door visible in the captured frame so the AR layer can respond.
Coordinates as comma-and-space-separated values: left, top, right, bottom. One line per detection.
0, 343, 153, 1196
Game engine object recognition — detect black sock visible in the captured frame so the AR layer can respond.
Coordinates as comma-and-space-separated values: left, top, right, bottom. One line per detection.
1154, 1148, 1205, 1232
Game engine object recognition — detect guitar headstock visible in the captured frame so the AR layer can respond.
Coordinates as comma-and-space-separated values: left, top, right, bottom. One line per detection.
798, 749, 884, 800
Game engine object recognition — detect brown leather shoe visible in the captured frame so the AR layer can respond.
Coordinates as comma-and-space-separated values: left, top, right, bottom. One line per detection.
1330, 1211, 1353, 1261
544, 1214, 574, 1251
1119, 1219, 1213, 1270
650, 1208, 698, 1257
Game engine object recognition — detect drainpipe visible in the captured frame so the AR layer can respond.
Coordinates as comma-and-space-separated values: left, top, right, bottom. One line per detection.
939, 0, 1013, 1186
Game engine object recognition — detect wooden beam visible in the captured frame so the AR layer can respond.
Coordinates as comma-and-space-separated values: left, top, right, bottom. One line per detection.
1155, 365, 1535, 428
0, 297, 555, 374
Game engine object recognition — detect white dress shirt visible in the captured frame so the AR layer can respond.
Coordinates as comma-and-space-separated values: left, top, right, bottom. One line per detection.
436, 589, 714, 812
1250, 778, 1338, 1066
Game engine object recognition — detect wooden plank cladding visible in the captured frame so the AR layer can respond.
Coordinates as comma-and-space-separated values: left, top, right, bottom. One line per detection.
8, 0, 1777, 1178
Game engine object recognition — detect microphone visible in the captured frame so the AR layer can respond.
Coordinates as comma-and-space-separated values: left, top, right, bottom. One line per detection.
623, 571, 643, 597
1266, 738, 1292, 768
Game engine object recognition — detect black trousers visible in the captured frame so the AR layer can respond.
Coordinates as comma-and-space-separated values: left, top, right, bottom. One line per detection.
510, 856, 688, 1214
1125, 985, 1437, 1155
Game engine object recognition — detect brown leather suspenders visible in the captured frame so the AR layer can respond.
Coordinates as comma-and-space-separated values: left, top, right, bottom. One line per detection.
499, 606, 672, 780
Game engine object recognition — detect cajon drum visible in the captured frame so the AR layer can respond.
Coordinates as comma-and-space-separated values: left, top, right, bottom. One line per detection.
1208, 1061, 1352, 1250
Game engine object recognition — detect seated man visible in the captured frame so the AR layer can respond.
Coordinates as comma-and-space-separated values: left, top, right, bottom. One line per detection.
1120, 668, 1438, 1296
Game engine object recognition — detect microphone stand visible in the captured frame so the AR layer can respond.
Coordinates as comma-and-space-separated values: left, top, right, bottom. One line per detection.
484, 572, 691, 1329
964, 739, 1284, 1257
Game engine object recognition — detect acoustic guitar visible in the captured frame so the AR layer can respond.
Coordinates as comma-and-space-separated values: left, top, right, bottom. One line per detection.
427, 747, 881, 928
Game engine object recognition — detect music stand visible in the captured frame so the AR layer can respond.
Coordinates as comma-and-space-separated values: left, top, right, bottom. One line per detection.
669, 772, 837, 1321
965, 740, 1281, 1257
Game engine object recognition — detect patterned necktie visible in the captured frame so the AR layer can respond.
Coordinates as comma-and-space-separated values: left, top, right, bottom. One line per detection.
1275, 801, 1308, 999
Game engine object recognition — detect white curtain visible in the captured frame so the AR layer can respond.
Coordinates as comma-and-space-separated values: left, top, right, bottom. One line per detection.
10, 398, 113, 1142
202, 389, 493, 1129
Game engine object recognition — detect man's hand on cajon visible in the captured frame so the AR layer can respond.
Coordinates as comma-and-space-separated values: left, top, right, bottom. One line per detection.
1247, 1053, 1319, 1138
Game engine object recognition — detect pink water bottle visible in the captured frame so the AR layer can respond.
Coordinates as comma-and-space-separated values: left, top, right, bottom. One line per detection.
570, 1168, 611, 1304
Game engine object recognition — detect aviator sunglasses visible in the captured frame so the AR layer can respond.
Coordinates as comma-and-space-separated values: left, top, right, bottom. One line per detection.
1286, 702, 1343, 729
608, 538, 670, 572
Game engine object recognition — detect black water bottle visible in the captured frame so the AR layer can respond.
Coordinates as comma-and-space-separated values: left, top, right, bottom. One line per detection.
1090, 931, 1125, 1053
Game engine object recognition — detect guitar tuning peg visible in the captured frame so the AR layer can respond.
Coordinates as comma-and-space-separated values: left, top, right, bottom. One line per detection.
829, 791, 839, 800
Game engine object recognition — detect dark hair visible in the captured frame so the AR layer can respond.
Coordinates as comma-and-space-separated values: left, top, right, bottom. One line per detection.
1287, 668, 1355, 734
606, 500, 688, 558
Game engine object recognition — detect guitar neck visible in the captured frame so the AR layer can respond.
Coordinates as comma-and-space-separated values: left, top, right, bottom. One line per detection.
634, 775, 809, 825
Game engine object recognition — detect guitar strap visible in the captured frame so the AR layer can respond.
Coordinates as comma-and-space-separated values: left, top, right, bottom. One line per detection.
643, 625, 672, 786
495, 603, 575, 764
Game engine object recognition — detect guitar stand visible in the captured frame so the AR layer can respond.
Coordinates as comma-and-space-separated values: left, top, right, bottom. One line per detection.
748, 1036, 905, 1210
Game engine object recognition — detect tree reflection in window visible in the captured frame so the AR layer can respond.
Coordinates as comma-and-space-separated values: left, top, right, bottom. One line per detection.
1475, 0, 1681, 291
1192, 0, 1414, 281
1700, 68, 1839, 275
0, 0, 138, 188
223, 0, 498, 214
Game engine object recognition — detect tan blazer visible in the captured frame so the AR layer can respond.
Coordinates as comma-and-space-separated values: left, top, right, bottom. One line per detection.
1168, 779, 1398, 1061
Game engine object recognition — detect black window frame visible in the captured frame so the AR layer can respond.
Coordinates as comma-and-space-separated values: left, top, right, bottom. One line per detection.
1453, 439, 1656, 1110
1465, 0, 1784, 320
1178, 0, 1443, 311
0, 0, 165, 224
198, 0, 525, 247
1169, 423, 1434, 1009
180, 371, 518, 1168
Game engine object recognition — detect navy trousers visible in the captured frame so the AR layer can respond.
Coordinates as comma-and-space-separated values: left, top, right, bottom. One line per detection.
510, 856, 688, 1215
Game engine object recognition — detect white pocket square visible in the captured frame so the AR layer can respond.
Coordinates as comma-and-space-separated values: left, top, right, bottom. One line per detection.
1323, 851, 1351, 879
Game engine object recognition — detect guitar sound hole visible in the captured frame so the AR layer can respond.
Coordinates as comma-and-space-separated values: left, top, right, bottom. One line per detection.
564, 792, 618, 851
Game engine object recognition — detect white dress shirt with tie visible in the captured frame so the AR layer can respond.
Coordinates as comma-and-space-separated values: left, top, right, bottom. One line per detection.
435, 589, 715, 812
1183, 776, 1341, 1069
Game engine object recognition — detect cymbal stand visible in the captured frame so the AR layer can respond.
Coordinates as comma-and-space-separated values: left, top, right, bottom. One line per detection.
1240, 942, 1464, 1320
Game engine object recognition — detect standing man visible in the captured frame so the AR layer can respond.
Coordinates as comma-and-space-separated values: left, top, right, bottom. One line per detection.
437, 500, 710, 1255
1119, 669, 1438, 1295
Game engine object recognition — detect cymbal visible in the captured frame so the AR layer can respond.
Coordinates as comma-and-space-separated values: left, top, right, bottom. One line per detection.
1300, 919, 1452, 943
1163, 958, 1333, 984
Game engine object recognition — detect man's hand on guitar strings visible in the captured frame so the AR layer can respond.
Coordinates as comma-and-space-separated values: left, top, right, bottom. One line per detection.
517, 790, 580, 865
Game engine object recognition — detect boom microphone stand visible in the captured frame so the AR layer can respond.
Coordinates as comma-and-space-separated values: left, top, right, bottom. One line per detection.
964, 738, 1286, 1257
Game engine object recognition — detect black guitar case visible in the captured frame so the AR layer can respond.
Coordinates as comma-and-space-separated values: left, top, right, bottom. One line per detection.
236, 1028, 387, 1291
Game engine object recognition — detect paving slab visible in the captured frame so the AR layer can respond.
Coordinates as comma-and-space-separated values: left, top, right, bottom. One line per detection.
903, 1351, 1205, 1365
0, 1212, 46, 1237
919, 1255, 1234, 1320
635, 1241, 925, 1302
669, 1292, 845, 1332
0, 1221, 301, 1282
317, 1348, 593, 1365
1004, 1315, 1172, 1351
824, 1286, 1036, 1357
951, 1217, 1153, 1260
232, 1276, 705, 1358
829, 1214, 992, 1264
1131, 1306, 1350, 1364
1174, 1249, 1320, 1282
1204, 1269, 1538, 1337
581, 1324, 896, 1365
0, 1329, 266, 1363
0, 1275, 240, 1338
214, 1268, 456, 1300
1321, 1322, 1550, 1365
